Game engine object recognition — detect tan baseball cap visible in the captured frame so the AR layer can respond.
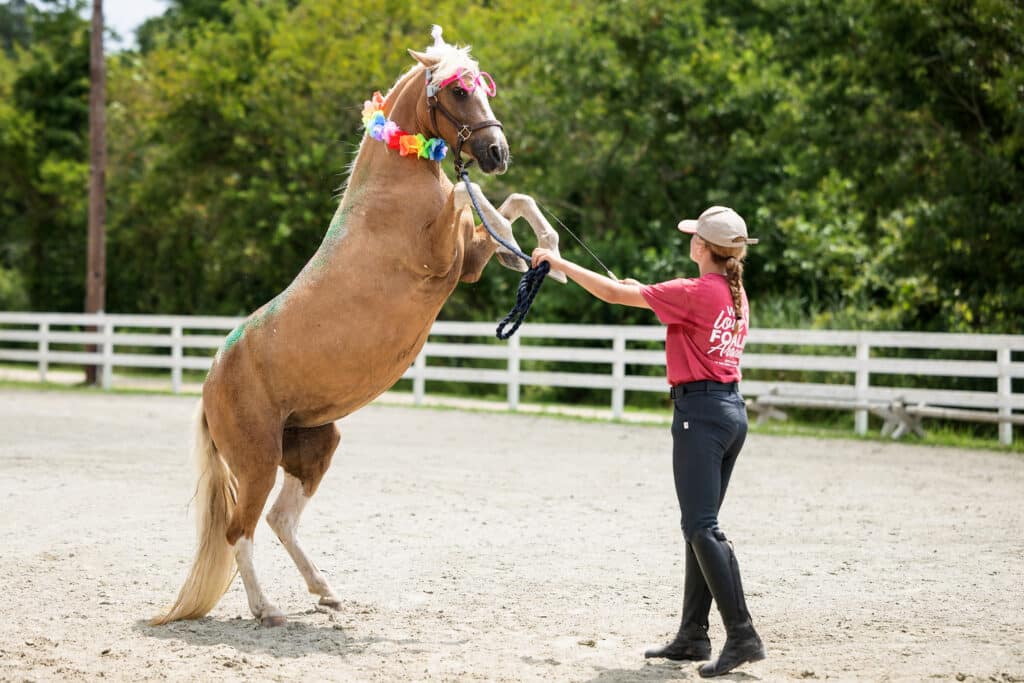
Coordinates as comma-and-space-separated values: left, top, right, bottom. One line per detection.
677, 206, 758, 247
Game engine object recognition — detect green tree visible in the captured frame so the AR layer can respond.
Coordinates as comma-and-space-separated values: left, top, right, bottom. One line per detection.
0, 0, 31, 56
452, 0, 795, 325
3, 0, 1021, 332
756, 0, 1024, 331
107, 0, 474, 314
0, 0, 89, 312
135, 0, 234, 53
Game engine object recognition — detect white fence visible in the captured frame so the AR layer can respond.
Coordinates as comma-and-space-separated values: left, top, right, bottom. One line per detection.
0, 312, 1021, 444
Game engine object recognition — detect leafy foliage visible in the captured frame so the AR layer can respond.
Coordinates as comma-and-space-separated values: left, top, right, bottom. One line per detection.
0, 0, 88, 311
0, 0, 1021, 332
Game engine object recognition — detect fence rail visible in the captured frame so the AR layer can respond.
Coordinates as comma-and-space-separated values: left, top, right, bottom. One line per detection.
1, 312, 1021, 444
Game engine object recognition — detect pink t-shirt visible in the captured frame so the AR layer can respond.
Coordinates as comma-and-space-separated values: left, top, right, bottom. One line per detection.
640, 274, 750, 386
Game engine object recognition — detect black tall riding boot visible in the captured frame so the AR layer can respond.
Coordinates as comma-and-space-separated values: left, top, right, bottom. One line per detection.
690, 527, 765, 678
644, 542, 713, 661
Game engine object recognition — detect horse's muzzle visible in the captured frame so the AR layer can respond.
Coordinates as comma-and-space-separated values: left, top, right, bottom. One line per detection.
471, 135, 510, 175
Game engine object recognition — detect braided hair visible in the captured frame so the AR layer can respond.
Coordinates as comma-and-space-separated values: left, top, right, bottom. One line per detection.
705, 241, 747, 333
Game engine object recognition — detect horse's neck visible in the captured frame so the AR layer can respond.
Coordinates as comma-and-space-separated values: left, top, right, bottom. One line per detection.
318, 68, 447, 259
320, 141, 444, 270
342, 137, 442, 209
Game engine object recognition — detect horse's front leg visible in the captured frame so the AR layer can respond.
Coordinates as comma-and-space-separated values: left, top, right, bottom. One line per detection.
453, 181, 529, 282
496, 194, 567, 283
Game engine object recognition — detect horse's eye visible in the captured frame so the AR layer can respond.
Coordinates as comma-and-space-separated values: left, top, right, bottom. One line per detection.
453, 87, 468, 98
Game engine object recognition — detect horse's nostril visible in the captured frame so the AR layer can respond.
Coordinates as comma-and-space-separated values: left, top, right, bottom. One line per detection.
488, 144, 505, 164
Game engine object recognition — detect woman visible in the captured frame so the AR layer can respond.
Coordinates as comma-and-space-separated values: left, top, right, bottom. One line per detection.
531, 205, 765, 678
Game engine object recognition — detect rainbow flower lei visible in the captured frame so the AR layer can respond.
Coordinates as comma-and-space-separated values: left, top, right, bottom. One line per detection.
361, 91, 447, 162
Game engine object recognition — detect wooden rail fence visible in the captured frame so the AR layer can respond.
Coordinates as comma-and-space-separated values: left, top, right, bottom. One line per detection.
1, 312, 1020, 444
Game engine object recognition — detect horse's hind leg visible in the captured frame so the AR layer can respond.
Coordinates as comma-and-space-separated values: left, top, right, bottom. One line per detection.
226, 444, 287, 627
209, 405, 287, 627
267, 423, 342, 609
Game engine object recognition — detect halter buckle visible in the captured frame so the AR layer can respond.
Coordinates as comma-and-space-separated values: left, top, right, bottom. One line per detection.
457, 125, 472, 141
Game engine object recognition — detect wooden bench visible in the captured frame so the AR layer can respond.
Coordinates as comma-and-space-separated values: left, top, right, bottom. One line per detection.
745, 384, 1024, 441
889, 401, 1024, 439
745, 387, 926, 438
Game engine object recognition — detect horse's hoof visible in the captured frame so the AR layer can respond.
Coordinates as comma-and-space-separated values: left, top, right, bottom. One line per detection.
260, 614, 287, 628
497, 249, 527, 272
318, 596, 343, 611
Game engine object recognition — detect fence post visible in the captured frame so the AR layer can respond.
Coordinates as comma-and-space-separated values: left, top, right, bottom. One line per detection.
998, 346, 1012, 446
855, 340, 869, 435
100, 314, 113, 390
171, 324, 184, 394
413, 351, 426, 406
38, 320, 49, 382
507, 335, 520, 411
612, 332, 626, 419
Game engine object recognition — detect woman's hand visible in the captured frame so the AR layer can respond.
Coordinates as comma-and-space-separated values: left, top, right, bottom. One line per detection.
532, 247, 561, 270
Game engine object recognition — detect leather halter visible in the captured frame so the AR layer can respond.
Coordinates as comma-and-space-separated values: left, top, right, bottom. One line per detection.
425, 68, 503, 175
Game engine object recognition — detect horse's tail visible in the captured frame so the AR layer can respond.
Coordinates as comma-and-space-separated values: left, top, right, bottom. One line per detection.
151, 398, 238, 625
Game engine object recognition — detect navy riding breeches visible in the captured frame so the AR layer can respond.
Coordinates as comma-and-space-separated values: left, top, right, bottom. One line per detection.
669, 381, 748, 541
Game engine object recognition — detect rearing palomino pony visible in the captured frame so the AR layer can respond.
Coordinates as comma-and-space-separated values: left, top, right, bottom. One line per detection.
152, 28, 564, 627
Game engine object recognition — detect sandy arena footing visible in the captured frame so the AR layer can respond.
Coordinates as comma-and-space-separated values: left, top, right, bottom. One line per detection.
1, 389, 1022, 682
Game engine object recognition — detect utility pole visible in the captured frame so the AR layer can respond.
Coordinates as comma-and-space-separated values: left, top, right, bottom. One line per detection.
85, 0, 106, 385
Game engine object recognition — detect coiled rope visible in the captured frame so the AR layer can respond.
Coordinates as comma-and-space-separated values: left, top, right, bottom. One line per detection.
459, 170, 549, 340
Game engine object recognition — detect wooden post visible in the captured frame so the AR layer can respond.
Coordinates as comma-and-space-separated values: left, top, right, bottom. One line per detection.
100, 316, 113, 390
413, 352, 426, 406
38, 321, 49, 382
855, 341, 869, 435
611, 333, 626, 419
998, 346, 1012, 446
507, 334, 520, 411
85, 0, 106, 386
171, 324, 183, 394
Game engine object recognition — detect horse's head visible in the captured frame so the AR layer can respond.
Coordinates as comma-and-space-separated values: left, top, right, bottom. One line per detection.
408, 28, 509, 175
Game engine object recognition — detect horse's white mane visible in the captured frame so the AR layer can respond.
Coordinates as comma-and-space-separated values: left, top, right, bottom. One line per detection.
383, 26, 482, 103
423, 24, 481, 84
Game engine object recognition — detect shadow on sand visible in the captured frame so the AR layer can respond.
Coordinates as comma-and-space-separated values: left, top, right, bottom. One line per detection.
135, 608, 467, 660
583, 660, 762, 683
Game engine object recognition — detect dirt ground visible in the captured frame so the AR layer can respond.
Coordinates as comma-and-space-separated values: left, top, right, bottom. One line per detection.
1, 388, 1022, 683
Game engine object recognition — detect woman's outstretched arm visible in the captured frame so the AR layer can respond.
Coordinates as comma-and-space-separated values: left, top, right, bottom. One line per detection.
532, 248, 651, 309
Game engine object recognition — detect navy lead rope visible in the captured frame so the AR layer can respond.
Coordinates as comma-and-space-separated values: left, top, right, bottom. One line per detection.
459, 170, 549, 340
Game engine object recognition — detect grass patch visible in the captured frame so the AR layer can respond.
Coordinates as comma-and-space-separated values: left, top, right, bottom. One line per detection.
1, 379, 1019, 454
747, 413, 1024, 454
0, 378, 195, 398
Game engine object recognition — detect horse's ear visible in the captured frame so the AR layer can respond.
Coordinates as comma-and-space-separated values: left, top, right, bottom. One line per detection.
408, 49, 440, 68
